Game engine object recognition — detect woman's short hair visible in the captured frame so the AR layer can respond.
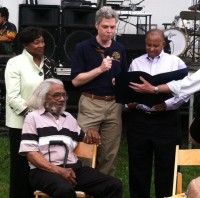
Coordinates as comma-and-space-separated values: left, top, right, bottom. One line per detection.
95, 6, 118, 24
19, 26, 44, 45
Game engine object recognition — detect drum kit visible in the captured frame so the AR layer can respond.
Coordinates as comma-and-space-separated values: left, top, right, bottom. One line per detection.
164, 7, 200, 62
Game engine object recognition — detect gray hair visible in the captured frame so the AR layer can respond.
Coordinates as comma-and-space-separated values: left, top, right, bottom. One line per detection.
26, 78, 64, 109
95, 6, 119, 24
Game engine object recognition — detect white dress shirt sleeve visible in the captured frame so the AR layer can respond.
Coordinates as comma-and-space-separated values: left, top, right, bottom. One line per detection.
167, 69, 200, 97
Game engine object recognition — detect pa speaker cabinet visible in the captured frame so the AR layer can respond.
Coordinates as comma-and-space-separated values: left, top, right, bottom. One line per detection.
60, 28, 97, 68
17, 4, 61, 62
116, 34, 146, 51
19, 4, 60, 27
116, 34, 146, 65
62, 6, 97, 28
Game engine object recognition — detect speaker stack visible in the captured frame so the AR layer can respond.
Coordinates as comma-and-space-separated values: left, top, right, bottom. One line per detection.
60, 6, 97, 67
116, 34, 146, 65
17, 4, 97, 68
17, 4, 60, 61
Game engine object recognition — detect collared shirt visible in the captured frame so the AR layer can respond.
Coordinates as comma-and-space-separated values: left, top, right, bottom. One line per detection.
71, 37, 127, 96
5, 49, 45, 128
128, 51, 190, 111
19, 108, 85, 169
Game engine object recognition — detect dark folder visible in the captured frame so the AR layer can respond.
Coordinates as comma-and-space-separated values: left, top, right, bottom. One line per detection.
114, 68, 188, 107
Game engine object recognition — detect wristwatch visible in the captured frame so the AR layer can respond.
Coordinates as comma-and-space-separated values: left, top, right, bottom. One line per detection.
154, 86, 159, 94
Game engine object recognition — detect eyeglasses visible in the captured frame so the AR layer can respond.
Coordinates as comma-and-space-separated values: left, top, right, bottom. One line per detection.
48, 92, 68, 100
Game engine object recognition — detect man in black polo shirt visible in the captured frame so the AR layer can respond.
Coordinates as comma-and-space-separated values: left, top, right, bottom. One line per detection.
71, 6, 127, 176
0, 7, 17, 55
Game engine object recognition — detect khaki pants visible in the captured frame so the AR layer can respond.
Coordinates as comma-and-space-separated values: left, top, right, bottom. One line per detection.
77, 95, 123, 176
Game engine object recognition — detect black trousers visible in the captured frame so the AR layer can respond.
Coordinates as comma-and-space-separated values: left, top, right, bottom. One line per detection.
126, 110, 182, 198
29, 161, 123, 198
9, 128, 34, 198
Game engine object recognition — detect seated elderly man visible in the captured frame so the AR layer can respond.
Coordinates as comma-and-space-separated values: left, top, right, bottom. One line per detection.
19, 78, 123, 198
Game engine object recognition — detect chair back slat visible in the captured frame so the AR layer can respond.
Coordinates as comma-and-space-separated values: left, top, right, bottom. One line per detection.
172, 145, 200, 195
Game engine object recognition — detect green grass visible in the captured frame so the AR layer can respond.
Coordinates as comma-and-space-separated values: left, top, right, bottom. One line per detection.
1, 133, 200, 198
0, 134, 10, 198
116, 137, 130, 198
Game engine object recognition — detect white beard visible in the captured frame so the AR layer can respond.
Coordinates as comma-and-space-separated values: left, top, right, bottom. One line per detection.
45, 103, 66, 115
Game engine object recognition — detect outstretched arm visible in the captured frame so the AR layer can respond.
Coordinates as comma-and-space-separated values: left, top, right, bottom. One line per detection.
129, 76, 172, 94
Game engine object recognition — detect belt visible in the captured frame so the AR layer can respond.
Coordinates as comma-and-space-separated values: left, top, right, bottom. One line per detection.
82, 92, 115, 101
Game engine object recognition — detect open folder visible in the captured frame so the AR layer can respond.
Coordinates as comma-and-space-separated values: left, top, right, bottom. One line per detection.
114, 68, 188, 107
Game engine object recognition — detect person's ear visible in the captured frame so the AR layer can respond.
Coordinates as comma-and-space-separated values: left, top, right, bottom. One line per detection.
95, 23, 98, 30
162, 41, 166, 48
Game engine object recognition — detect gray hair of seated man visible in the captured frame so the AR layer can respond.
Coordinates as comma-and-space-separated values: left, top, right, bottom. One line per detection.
25, 78, 64, 110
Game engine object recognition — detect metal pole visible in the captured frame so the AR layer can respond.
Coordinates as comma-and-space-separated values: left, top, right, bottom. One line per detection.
188, 94, 194, 149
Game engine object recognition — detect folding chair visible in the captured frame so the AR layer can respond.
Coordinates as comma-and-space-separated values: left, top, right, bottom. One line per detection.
166, 193, 186, 198
34, 142, 97, 198
172, 145, 200, 195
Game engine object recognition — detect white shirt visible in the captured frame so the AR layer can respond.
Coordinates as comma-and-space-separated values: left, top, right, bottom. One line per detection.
167, 69, 200, 97
128, 50, 190, 111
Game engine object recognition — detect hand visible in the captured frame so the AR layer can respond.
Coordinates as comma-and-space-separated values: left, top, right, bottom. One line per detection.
60, 168, 77, 186
99, 57, 113, 72
129, 76, 154, 93
153, 102, 166, 111
127, 102, 138, 109
84, 128, 101, 145
112, 78, 115, 85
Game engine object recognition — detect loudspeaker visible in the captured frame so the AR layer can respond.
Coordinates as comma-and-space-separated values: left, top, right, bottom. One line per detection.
116, 34, 146, 65
17, 4, 61, 61
60, 28, 97, 67
19, 4, 60, 27
62, 6, 97, 28
60, 7, 97, 67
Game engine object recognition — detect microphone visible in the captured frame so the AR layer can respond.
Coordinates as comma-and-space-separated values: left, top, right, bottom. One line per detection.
104, 48, 113, 58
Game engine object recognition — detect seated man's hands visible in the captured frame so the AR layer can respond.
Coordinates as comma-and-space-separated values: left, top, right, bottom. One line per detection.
84, 128, 101, 145
59, 167, 77, 187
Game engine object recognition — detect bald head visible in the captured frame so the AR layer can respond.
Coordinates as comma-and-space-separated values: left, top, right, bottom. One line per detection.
146, 29, 165, 42
145, 29, 166, 58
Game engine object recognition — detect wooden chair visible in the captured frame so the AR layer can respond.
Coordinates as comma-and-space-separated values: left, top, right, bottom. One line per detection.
34, 142, 97, 198
166, 193, 186, 198
172, 145, 200, 195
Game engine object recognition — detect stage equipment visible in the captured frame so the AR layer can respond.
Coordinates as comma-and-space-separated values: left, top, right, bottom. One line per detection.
17, 4, 60, 61
60, 6, 97, 67
164, 29, 187, 56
